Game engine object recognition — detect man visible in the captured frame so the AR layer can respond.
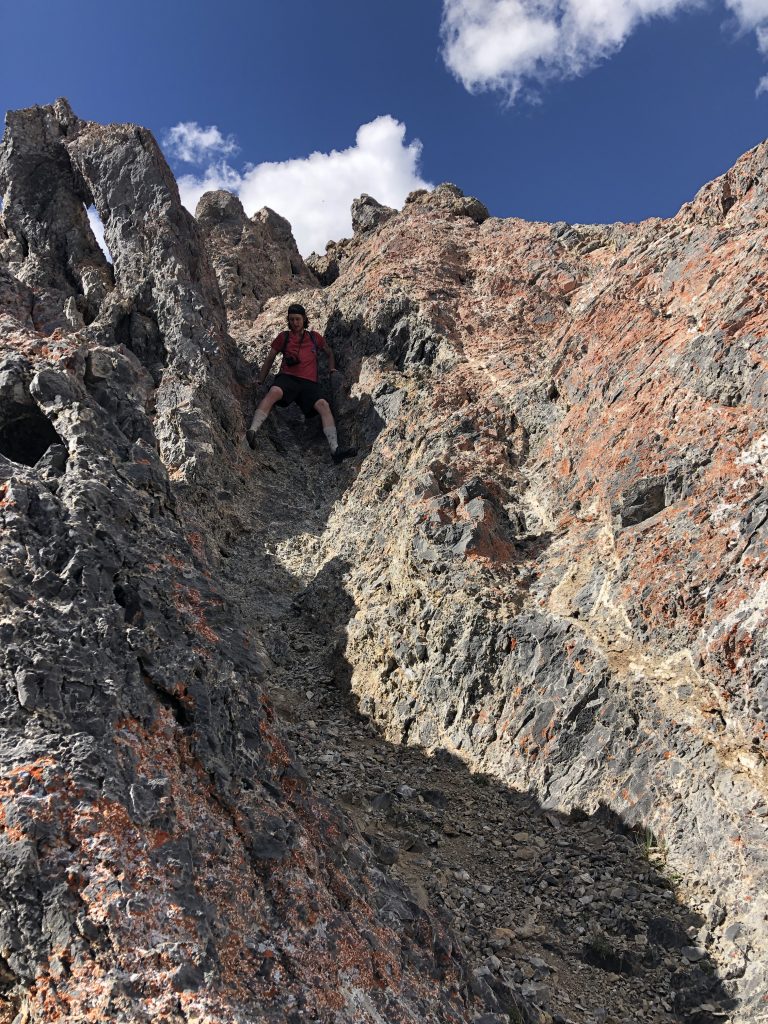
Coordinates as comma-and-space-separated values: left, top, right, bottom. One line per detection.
246, 303, 357, 463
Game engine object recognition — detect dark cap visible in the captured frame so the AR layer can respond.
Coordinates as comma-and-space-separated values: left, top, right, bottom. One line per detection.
286, 302, 309, 328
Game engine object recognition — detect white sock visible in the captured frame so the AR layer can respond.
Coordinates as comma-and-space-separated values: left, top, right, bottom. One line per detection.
249, 410, 268, 433
323, 426, 338, 453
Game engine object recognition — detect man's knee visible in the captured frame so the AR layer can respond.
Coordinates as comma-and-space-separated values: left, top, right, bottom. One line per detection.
314, 398, 330, 413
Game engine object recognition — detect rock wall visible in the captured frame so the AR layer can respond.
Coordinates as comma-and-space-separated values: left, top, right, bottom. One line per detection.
1, 96, 767, 1023
241, 163, 768, 1016
196, 190, 316, 340
0, 101, 479, 1024
0, 99, 113, 334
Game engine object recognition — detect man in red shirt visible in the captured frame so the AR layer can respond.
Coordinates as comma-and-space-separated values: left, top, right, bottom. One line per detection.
246, 303, 357, 463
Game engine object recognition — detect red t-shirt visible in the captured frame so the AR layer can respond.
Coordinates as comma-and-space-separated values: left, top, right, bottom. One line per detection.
271, 330, 328, 383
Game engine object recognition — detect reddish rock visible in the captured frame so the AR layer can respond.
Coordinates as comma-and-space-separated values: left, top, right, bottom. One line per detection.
244, 142, 768, 1016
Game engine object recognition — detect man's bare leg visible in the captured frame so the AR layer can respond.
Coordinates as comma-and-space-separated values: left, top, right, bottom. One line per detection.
247, 386, 283, 448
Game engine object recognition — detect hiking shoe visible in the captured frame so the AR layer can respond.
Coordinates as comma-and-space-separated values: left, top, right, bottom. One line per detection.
246, 429, 258, 449
332, 446, 357, 464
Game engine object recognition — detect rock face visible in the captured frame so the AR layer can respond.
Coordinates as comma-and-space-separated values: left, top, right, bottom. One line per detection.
0, 98, 113, 333
405, 182, 489, 225
196, 190, 316, 337
305, 186, 487, 288
306, 240, 347, 287
0, 102, 477, 1024
351, 194, 397, 235
1, 98, 767, 1023
243, 147, 768, 1018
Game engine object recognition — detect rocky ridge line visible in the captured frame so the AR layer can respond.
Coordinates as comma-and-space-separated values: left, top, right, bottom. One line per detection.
0, 96, 766, 1024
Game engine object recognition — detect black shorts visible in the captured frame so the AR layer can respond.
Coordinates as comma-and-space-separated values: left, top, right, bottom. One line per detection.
273, 373, 323, 418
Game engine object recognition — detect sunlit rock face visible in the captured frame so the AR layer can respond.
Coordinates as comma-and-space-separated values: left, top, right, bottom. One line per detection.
195, 190, 317, 338
1, 95, 767, 1023
243, 154, 768, 1016
0, 98, 113, 333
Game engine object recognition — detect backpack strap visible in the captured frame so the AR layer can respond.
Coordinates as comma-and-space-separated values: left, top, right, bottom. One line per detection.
280, 330, 320, 361
280, 333, 319, 358
282, 330, 320, 352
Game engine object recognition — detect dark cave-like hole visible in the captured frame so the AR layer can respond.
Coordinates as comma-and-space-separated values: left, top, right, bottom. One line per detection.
620, 482, 667, 528
0, 406, 64, 467
113, 579, 145, 626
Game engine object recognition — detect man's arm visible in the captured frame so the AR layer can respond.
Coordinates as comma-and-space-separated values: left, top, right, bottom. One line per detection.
258, 348, 277, 385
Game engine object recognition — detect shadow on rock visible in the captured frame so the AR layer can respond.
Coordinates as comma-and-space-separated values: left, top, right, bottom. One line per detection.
269, 556, 738, 1024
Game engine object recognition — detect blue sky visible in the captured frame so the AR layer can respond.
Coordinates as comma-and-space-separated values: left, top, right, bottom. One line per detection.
2, 0, 768, 253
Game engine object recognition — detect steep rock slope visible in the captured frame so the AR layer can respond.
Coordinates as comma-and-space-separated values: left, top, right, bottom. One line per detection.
1, 95, 766, 1024
0, 101, 481, 1024
236, 162, 768, 1017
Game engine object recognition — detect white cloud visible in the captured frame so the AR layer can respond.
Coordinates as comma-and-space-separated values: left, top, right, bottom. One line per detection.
725, 0, 768, 31
87, 205, 111, 264
440, 0, 768, 99
163, 121, 238, 164
173, 115, 431, 256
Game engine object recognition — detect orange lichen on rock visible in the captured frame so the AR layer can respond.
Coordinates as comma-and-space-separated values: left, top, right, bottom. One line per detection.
171, 582, 220, 645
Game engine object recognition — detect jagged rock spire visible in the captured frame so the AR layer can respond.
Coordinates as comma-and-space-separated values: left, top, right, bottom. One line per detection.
195, 189, 316, 329
0, 98, 113, 332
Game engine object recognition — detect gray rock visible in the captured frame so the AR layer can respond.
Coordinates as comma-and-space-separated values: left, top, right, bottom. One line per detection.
196, 192, 316, 324
681, 945, 706, 963
408, 182, 489, 224
4, 94, 766, 1024
0, 99, 474, 1024
0, 98, 113, 332
351, 193, 396, 235
306, 242, 343, 286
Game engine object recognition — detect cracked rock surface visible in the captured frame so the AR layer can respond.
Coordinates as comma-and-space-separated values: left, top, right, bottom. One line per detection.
239, 149, 768, 1020
196, 190, 317, 340
1, 98, 766, 1024
0, 101, 477, 1024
